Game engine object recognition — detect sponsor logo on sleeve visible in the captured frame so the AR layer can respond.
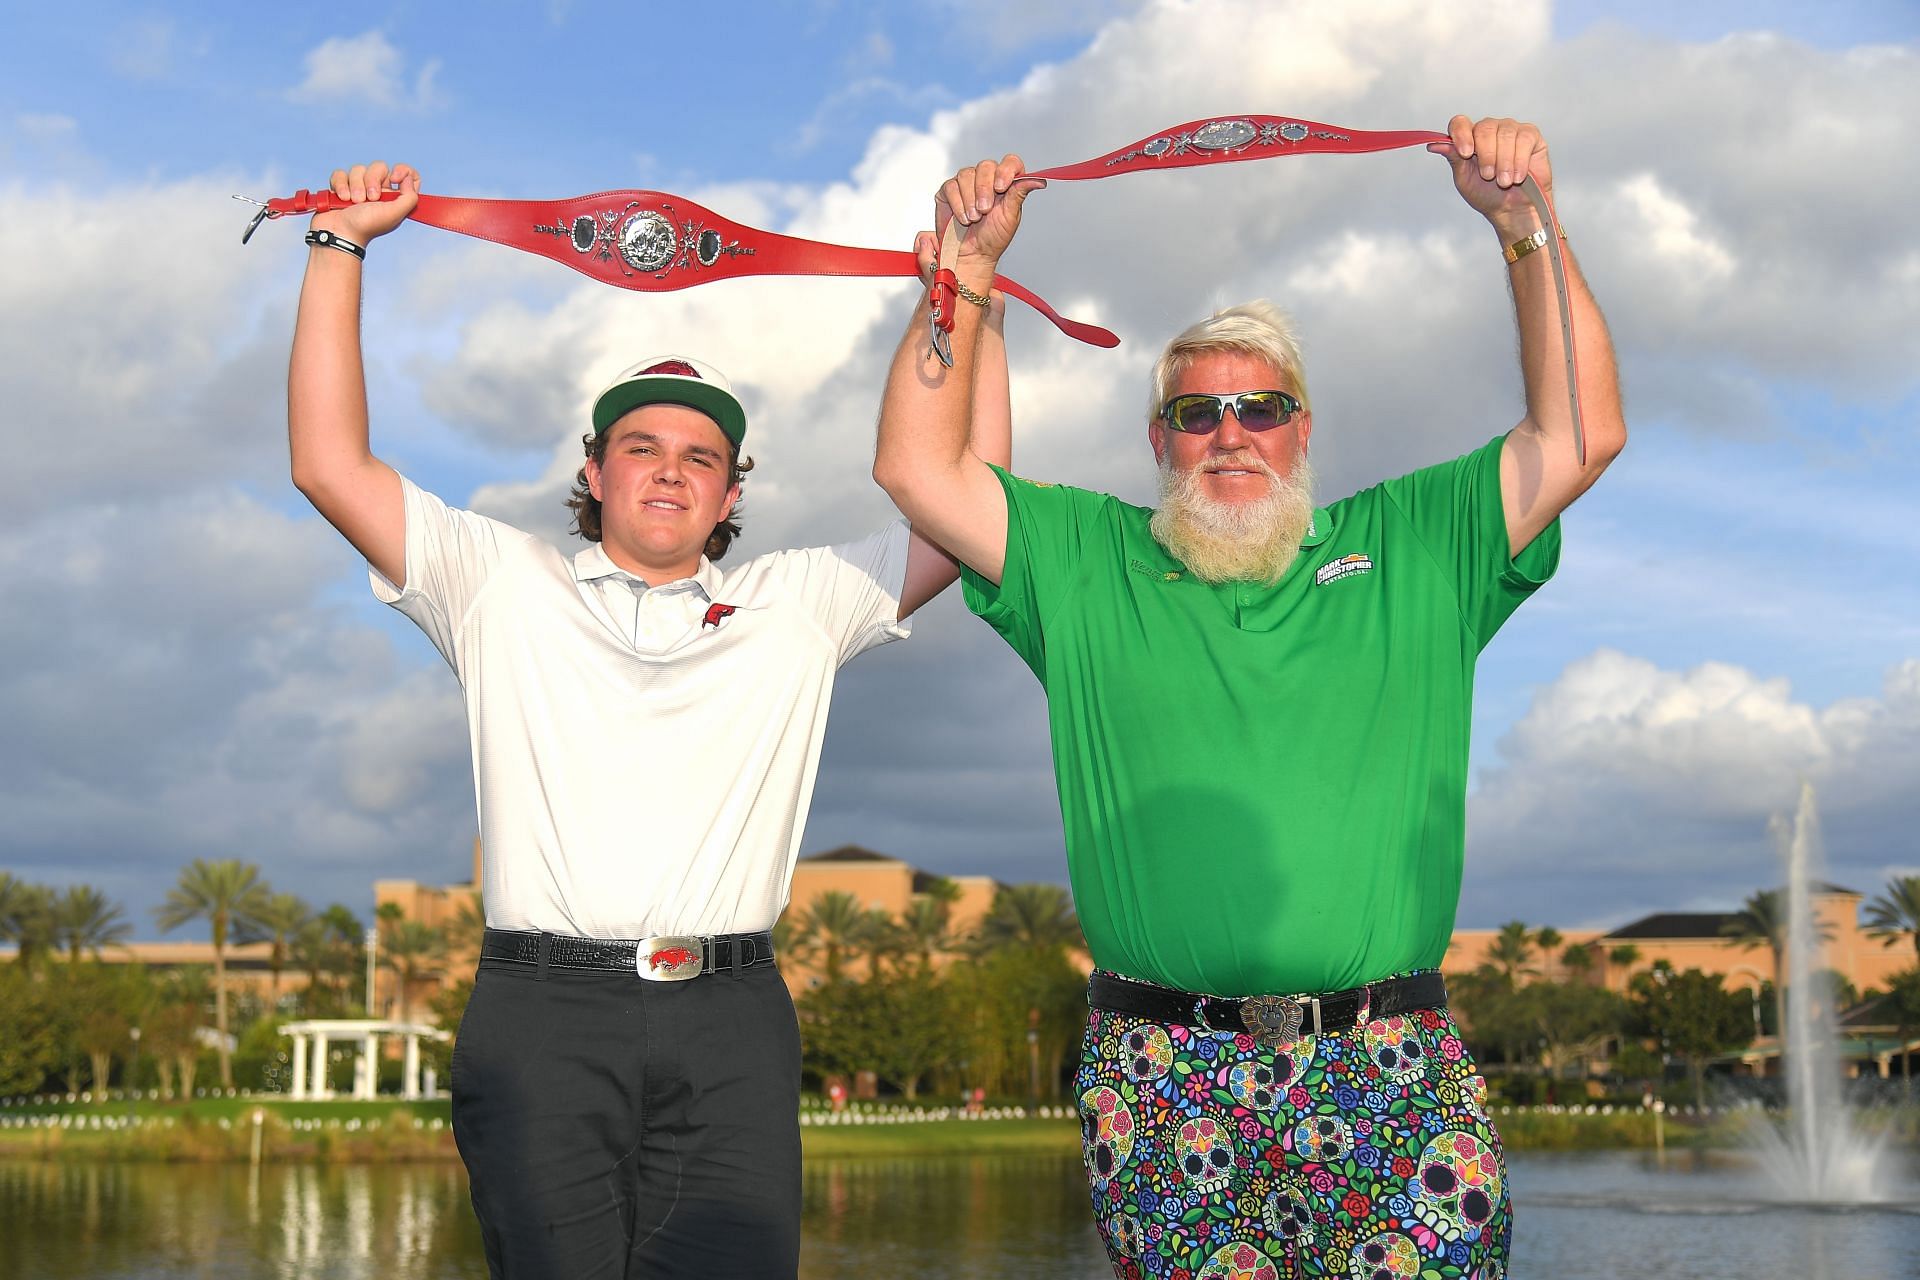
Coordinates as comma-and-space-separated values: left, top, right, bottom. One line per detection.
1314, 553, 1374, 586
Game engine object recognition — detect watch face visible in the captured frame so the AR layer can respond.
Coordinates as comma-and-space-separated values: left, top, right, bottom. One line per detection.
617, 211, 678, 272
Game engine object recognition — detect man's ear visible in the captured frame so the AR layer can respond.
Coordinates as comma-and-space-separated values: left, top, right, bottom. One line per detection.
1148, 420, 1167, 465
585, 456, 604, 502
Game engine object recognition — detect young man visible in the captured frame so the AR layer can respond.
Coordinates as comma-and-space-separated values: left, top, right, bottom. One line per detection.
287, 161, 1008, 1278
875, 121, 1626, 1279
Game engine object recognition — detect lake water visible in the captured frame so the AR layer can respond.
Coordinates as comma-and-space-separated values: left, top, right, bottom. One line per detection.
3, 1149, 1916, 1278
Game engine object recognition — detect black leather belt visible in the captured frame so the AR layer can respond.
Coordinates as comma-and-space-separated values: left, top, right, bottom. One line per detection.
1088, 970, 1447, 1049
481, 927, 775, 982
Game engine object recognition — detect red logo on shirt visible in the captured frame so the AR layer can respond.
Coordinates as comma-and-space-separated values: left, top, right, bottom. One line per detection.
702, 603, 737, 629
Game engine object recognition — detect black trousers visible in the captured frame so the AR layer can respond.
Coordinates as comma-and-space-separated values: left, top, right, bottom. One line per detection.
451, 955, 803, 1279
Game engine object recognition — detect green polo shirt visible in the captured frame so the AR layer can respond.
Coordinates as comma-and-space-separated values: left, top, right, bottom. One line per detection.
961, 434, 1558, 997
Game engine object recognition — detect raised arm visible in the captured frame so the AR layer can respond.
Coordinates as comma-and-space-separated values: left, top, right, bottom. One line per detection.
876, 157, 1040, 591
287, 161, 421, 585
1432, 116, 1627, 553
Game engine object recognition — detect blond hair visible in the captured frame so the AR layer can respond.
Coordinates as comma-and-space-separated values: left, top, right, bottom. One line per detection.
1147, 300, 1310, 425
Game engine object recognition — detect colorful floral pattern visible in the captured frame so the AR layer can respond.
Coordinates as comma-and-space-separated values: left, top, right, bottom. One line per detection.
1074, 974, 1511, 1280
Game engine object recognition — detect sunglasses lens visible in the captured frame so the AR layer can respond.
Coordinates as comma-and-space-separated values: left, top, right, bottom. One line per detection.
1235, 392, 1285, 431
1168, 395, 1225, 433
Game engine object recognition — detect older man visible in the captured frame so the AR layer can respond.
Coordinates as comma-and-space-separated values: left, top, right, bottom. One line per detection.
288, 160, 1009, 1278
875, 119, 1625, 1279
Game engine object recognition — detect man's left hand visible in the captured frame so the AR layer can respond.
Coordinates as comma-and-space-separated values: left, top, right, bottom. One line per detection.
1428, 115, 1552, 237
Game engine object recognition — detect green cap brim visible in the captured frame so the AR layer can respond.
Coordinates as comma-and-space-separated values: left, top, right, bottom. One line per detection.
591, 378, 746, 446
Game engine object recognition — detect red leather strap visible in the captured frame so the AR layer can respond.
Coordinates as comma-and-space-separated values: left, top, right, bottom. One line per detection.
257, 186, 1119, 349
1026, 115, 1449, 181
1027, 113, 1585, 463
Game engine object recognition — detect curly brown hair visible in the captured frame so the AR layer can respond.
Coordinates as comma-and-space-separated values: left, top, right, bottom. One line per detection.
565, 429, 756, 561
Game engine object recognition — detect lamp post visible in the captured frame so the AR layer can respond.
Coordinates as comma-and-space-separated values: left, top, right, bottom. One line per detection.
1026, 1007, 1041, 1105
126, 1026, 141, 1124
365, 927, 379, 1017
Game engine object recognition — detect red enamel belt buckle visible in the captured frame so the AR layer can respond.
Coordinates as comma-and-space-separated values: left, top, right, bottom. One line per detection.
636, 935, 704, 982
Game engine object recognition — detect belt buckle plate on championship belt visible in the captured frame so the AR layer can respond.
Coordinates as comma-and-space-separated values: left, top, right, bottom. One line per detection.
1241, 994, 1304, 1048
637, 936, 704, 982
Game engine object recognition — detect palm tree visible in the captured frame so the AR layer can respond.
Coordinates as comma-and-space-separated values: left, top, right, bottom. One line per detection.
0, 872, 22, 946
897, 897, 962, 972
788, 890, 868, 983
1607, 944, 1641, 988
859, 908, 903, 979
254, 893, 312, 1006
1560, 941, 1597, 983
1864, 876, 1920, 962
1486, 921, 1537, 990
1533, 927, 1564, 983
379, 920, 449, 1023
447, 892, 488, 962
1722, 887, 1834, 1040
51, 886, 133, 964
975, 884, 1083, 954
152, 860, 272, 1087
1, 877, 57, 971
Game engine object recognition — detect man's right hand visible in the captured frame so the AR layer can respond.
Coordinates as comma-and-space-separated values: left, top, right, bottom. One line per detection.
311, 161, 420, 244
935, 155, 1043, 270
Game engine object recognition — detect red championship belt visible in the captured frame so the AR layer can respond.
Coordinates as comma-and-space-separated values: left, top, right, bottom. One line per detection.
236, 187, 1118, 350
1023, 114, 1586, 463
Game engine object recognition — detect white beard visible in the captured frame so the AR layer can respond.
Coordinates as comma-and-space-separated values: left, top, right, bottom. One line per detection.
1149, 451, 1317, 585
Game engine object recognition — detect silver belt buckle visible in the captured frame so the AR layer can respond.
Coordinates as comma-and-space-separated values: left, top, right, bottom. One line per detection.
1240, 994, 1307, 1048
636, 935, 705, 981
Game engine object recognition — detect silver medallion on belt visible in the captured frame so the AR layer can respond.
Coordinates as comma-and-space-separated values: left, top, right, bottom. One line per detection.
1240, 994, 1305, 1048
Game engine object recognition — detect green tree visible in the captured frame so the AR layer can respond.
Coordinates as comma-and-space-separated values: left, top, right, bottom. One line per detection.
1449, 965, 1535, 1069
896, 897, 964, 972
1486, 921, 1538, 990
1882, 967, 1920, 1095
447, 892, 487, 962
858, 908, 902, 980
152, 859, 272, 1087
254, 893, 312, 1006
1560, 942, 1598, 983
379, 918, 449, 1023
142, 997, 206, 1100
1533, 927, 1564, 982
1863, 876, 1920, 963
1608, 944, 1642, 983
292, 904, 366, 1014
974, 883, 1083, 954
797, 968, 961, 1100
1631, 967, 1755, 1110
1520, 981, 1627, 1079
51, 886, 133, 965
1, 878, 57, 972
947, 941, 1086, 1099
787, 890, 868, 983
0, 966, 64, 1093
1721, 888, 1834, 1040
53, 962, 145, 1096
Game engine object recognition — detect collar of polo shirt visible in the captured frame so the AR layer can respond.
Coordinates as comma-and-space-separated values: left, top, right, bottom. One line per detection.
572, 543, 724, 597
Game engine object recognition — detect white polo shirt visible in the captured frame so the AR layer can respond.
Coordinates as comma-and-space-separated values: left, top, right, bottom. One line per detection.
372, 475, 912, 939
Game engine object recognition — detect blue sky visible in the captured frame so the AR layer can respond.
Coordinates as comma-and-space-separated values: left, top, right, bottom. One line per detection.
2, 1, 1916, 942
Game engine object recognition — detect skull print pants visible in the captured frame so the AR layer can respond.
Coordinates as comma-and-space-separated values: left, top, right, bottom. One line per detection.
1074, 971, 1511, 1280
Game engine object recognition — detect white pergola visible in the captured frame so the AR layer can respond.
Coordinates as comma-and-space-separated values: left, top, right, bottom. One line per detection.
280, 1019, 451, 1101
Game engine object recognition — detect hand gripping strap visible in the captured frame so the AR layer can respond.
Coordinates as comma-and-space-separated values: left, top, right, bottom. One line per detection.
253, 186, 1118, 349
1028, 114, 1584, 464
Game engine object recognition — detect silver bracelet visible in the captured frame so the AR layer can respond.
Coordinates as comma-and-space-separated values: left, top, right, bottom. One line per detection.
304, 228, 366, 260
